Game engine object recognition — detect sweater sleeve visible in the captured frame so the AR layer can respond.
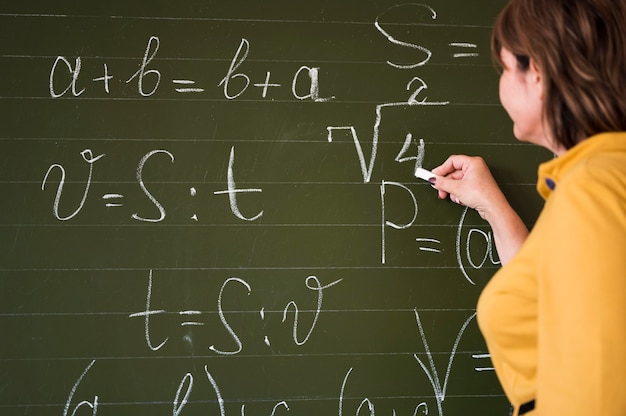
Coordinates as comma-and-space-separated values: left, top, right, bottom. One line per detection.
537, 163, 626, 414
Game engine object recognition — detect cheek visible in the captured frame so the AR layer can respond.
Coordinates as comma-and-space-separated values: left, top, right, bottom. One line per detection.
498, 76, 515, 117
498, 77, 506, 107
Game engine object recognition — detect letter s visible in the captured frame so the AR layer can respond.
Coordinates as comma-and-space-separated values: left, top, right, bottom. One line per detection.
374, 4, 436, 68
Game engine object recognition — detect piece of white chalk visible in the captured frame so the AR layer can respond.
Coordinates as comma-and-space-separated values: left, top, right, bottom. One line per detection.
414, 167, 436, 182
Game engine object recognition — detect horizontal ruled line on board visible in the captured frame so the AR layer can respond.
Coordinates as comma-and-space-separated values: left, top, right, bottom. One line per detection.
0, 222, 509, 227
0, 137, 534, 146
0, 13, 493, 29
0, 224, 528, 231
0, 54, 491, 67
0, 394, 507, 411
0, 96, 503, 106
0, 174, 535, 180
0, 308, 477, 317
0, 349, 486, 361
0, 265, 498, 273
0, 181, 539, 187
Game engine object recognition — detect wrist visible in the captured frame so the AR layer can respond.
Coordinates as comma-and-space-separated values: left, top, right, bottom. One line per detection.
480, 192, 514, 225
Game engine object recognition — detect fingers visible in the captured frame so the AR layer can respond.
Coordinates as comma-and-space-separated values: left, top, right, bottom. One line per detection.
431, 155, 469, 197
429, 155, 490, 207
433, 173, 462, 200
431, 154, 473, 177
430, 155, 463, 200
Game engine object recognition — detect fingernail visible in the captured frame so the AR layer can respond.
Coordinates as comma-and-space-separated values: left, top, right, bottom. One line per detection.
428, 177, 436, 184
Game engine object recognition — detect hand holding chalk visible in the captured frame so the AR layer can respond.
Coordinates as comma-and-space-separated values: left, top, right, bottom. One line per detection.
431, 154, 530, 265
430, 155, 505, 217
414, 167, 437, 183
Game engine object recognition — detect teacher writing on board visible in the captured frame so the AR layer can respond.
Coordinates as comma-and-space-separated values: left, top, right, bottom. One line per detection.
430, 0, 626, 415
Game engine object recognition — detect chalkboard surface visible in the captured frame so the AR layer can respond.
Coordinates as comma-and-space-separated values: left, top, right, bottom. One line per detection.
0, 2, 551, 415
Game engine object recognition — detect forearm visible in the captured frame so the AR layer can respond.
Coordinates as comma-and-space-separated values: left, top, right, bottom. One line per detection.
430, 155, 529, 264
483, 194, 528, 265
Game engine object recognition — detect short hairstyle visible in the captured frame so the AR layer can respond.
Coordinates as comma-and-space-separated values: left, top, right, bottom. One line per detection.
491, 0, 626, 150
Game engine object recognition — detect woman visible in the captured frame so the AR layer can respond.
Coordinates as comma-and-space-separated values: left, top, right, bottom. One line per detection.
430, 0, 626, 415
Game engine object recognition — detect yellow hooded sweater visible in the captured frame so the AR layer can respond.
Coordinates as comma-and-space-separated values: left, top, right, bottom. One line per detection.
477, 132, 626, 416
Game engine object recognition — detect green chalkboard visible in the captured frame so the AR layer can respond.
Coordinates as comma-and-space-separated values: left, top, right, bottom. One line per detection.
0, 1, 551, 415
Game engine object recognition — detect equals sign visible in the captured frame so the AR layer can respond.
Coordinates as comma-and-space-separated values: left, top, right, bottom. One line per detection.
102, 193, 124, 207
416, 238, 442, 253
449, 42, 479, 58
179, 310, 205, 326
472, 353, 495, 372
173, 79, 205, 93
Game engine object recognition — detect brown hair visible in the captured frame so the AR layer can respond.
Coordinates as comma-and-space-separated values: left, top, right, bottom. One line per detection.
491, 0, 626, 149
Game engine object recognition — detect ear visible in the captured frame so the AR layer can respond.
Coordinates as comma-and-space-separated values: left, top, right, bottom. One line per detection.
528, 58, 544, 99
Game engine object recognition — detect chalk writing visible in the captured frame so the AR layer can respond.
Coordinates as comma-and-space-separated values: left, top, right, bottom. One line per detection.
213, 146, 264, 222
374, 4, 437, 69
327, 76, 448, 185
413, 310, 476, 416
49, 56, 85, 98
126, 35, 161, 96
380, 180, 419, 264
282, 275, 343, 346
339, 367, 430, 416
63, 360, 98, 416
50, 36, 335, 100
209, 277, 252, 355
219, 37, 251, 100
173, 79, 205, 93
41, 146, 264, 223
173, 372, 193, 416
129, 270, 342, 353
41, 149, 105, 221
3, 2, 512, 414
129, 269, 169, 351
449, 42, 479, 58
131, 149, 175, 223
472, 354, 496, 372
456, 207, 501, 285
416, 238, 442, 253
66, 307, 492, 415
379, 178, 498, 279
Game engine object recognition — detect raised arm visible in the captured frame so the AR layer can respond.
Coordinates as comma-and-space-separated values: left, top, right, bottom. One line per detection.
430, 155, 529, 264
